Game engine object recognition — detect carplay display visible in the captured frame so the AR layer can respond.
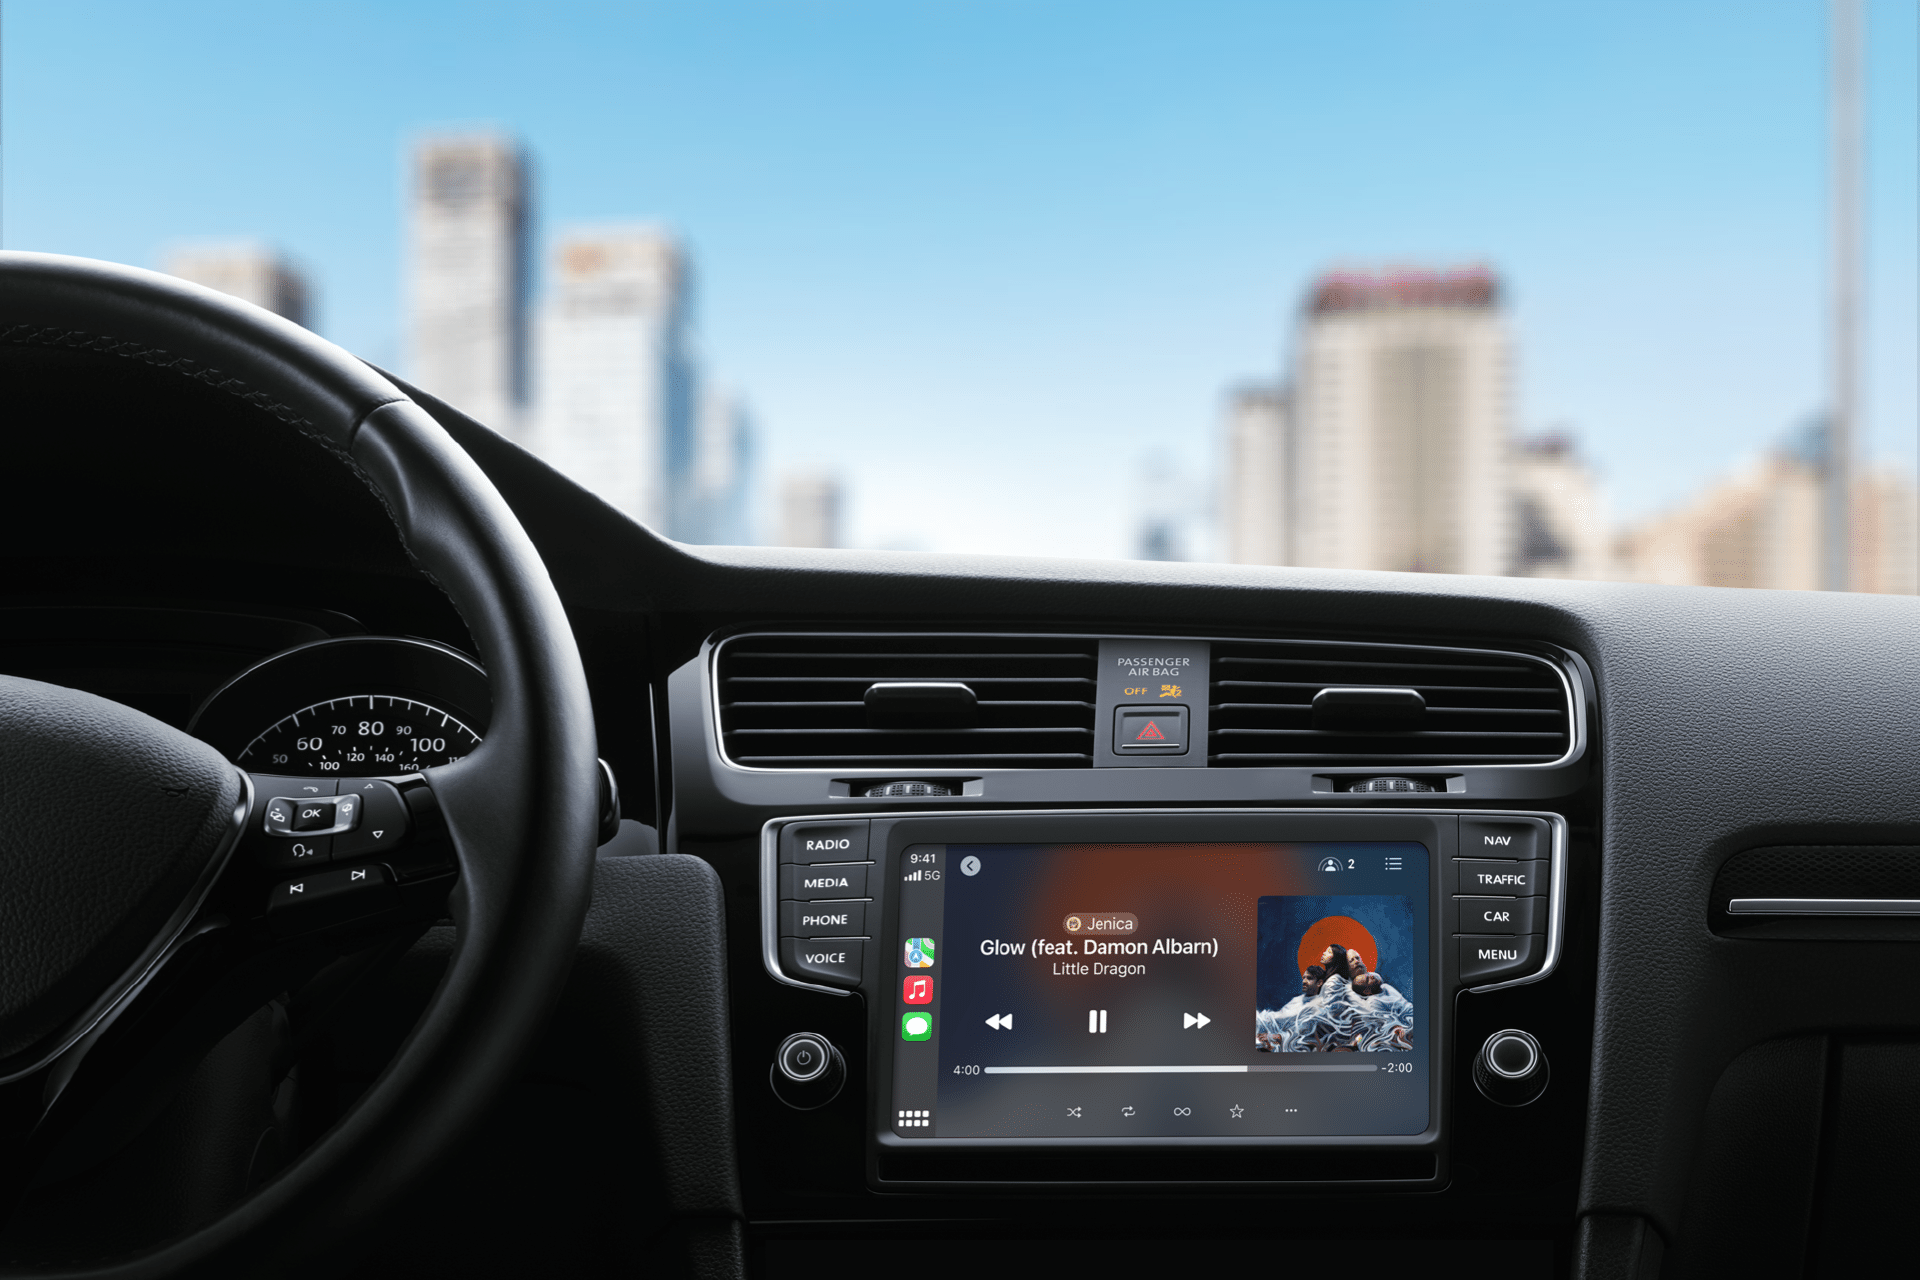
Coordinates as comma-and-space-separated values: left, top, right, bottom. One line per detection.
888, 842, 1431, 1140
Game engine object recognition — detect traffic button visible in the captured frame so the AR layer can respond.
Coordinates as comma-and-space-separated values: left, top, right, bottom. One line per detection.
1453, 859, 1548, 895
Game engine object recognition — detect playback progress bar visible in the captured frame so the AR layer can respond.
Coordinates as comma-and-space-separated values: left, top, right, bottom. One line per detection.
981, 1064, 1380, 1075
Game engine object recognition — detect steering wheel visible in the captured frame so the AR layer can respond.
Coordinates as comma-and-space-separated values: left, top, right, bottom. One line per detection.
0, 252, 600, 1273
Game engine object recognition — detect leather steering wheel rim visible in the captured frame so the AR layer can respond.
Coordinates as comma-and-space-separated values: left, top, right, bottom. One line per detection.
0, 251, 600, 1275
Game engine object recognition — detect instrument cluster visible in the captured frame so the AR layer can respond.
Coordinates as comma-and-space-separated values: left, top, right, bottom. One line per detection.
189, 636, 489, 777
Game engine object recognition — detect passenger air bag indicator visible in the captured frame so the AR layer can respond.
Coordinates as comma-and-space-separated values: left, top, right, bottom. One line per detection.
1115, 706, 1188, 754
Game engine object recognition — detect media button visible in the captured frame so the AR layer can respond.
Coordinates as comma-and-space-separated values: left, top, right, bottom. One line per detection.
780, 900, 867, 937
780, 937, 863, 987
779, 862, 869, 899
781, 820, 870, 864
1453, 859, 1547, 895
1453, 896, 1543, 935
1459, 934, 1543, 984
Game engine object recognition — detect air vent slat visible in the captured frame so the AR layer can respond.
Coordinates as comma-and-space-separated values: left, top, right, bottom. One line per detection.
1208, 639, 1572, 769
717, 633, 1099, 770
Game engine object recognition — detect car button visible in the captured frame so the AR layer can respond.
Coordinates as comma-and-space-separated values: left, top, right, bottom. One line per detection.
1453, 859, 1548, 895
1459, 817, 1547, 860
1454, 896, 1544, 935
780, 862, 870, 899
1459, 934, 1543, 984
781, 900, 867, 937
781, 820, 870, 864
780, 937, 864, 987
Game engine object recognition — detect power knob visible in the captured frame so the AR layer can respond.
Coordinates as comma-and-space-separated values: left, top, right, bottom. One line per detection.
771, 1032, 846, 1110
1473, 1029, 1549, 1106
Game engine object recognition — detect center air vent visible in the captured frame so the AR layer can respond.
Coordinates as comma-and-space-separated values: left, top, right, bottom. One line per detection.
1209, 639, 1572, 767
717, 634, 1098, 769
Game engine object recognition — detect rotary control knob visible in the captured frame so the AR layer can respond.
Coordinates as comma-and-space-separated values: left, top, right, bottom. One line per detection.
1473, 1029, 1549, 1106
770, 1031, 846, 1110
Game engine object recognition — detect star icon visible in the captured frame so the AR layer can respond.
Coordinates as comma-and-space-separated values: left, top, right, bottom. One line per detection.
1229, 1104, 1245, 1119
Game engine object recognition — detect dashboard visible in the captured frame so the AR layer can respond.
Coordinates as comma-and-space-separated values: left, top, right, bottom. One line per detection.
6, 316, 1919, 1280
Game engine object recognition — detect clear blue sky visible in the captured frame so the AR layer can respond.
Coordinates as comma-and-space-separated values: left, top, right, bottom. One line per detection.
6, 1, 1914, 558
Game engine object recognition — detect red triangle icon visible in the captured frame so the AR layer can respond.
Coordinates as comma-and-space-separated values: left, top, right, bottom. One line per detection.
1135, 721, 1166, 741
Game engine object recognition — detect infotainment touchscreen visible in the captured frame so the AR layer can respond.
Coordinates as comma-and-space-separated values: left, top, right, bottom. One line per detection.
889, 842, 1431, 1139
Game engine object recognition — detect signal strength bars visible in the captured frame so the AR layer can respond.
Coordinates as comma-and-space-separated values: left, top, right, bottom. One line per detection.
904, 869, 925, 881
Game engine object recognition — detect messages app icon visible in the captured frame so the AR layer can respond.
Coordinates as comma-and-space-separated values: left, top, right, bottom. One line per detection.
904, 937, 936, 968
901, 1012, 933, 1042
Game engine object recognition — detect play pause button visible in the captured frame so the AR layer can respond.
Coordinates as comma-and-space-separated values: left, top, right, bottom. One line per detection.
985, 1013, 1013, 1030
1183, 1012, 1211, 1029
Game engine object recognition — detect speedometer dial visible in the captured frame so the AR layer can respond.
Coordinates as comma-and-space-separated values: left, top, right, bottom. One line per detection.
235, 694, 481, 776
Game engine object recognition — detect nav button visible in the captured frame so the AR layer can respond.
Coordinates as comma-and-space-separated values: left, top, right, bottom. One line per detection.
781, 938, 864, 989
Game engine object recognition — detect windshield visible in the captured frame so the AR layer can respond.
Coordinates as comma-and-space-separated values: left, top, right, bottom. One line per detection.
7, 2, 1915, 590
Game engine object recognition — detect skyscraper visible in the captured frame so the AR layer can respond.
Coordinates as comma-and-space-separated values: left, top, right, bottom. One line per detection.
1287, 268, 1510, 575
531, 226, 694, 529
407, 135, 530, 435
1221, 384, 1288, 566
778, 473, 843, 549
1509, 434, 1610, 580
675, 387, 758, 546
163, 242, 310, 326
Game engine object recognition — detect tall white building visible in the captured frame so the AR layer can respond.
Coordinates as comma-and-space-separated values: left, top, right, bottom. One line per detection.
407, 135, 530, 435
1288, 268, 1511, 575
531, 226, 695, 529
163, 242, 310, 326
1509, 434, 1611, 580
676, 388, 757, 545
778, 473, 843, 549
1221, 384, 1288, 566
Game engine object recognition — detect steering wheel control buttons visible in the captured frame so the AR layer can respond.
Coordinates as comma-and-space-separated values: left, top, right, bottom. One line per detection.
261, 836, 332, 871
266, 863, 400, 937
332, 779, 410, 858
781, 900, 868, 938
780, 938, 864, 987
1460, 935, 1543, 984
1473, 1029, 1550, 1106
771, 1032, 847, 1109
263, 791, 360, 837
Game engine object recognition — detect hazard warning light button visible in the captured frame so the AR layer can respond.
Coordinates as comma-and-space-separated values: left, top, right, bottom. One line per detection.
1116, 706, 1188, 754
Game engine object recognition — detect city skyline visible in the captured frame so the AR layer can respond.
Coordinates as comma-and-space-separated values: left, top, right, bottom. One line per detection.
9, 2, 1913, 561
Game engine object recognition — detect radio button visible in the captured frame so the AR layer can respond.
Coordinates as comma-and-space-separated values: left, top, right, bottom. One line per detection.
1453, 859, 1548, 895
1460, 935, 1543, 984
1460, 817, 1547, 860
780, 938, 864, 988
1453, 896, 1543, 935
780, 862, 870, 900
781, 821, 870, 864
781, 900, 868, 938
